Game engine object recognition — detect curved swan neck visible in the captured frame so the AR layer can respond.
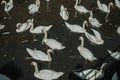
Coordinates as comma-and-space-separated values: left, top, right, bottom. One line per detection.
75, 0, 78, 7
82, 21, 87, 32
33, 63, 39, 75
80, 37, 84, 47
1, 1, 7, 6
47, 50, 52, 61
29, 22, 34, 32
43, 29, 48, 41
108, 2, 113, 12
89, 11, 93, 18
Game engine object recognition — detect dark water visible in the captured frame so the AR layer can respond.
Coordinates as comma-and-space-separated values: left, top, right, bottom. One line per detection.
0, 0, 120, 80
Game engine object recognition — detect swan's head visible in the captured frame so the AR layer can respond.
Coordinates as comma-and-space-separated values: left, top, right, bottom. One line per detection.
79, 36, 83, 41
47, 49, 54, 54
83, 20, 88, 26
16, 23, 21, 28
109, 2, 114, 7
1, 0, 6, 5
31, 61, 37, 66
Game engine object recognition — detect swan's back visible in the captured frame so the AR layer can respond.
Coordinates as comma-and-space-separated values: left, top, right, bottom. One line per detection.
44, 39, 65, 50
28, 4, 39, 14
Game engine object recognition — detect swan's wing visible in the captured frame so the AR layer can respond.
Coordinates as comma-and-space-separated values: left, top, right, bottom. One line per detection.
91, 29, 102, 40
75, 6, 89, 13
85, 31, 96, 42
89, 18, 102, 28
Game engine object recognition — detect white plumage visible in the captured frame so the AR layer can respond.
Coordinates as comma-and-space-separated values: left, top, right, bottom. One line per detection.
77, 36, 97, 62
64, 21, 87, 33
60, 5, 69, 21
16, 19, 32, 33
107, 50, 120, 60
74, 0, 90, 13
115, 0, 120, 9
31, 62, 64, 80
26, 48, 53, 61
88, 11, 102, 28
28, 0, 40, 14
117, 26, 120, 35
0, 24, 5, 30
84, 29, 104, 45
42, 29, 65, 50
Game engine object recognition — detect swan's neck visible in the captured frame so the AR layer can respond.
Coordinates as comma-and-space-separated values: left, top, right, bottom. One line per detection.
43, 29, 48, 41
75, 0, 78, 7
108, 3, 112, 12
47, 50, 52, 61
80, 37, 84, 47
82, 21, 87, 32
33, 64, 39, 75
29, 22, 34, 32
89, 11, 93, 18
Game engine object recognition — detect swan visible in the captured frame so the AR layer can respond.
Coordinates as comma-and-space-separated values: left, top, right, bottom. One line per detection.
115, 0, 120, 9
28, 0, 40, 14
74, 0, 90, 17
111, 72, 118, 80
1, 0, 13, 19
74, 63, 107, 80
88, 11, 102, 28
42, 29, 65, 50
116, 26, 120, 35
0, 74, 11, 80
0, 24, 5, 30
60, 5, 69, 21
26, 48, 54, 61
77, 36, 97, 62
84, 28, 104, 45
107, 50, 120, 60
97, 0, 114, 19
16, 19, 33, 33
64, 20, 87, 33
31, 61, 64, 80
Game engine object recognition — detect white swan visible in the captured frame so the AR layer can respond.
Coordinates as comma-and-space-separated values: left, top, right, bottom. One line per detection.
107, 50, 120, 60
74, 0, 90, 17
1, 0, 13, 19
115, 0, 120, 9
74, 63, 107, 80
77, 36, 97, 62
64, 20, 87, 33
0, 24, 5, 30
116, 26, 120, 35
60, 5, 69, 21
88, 11, 102, 28
26, 48, 54, 61
42, 29, 65, 50
84, 28, 104, 45
97, 0, 113, 19
16, 19, 33, 33
111, 72, 118, 80
28, 0, 40, 14
31, 61, 64, 80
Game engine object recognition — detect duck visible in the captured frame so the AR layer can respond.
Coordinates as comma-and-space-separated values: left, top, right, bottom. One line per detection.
16, 19, 33, 33
77, 36, 97, 62
28, 0, 40, 14
88, 11, 102, 28
74, 63, 107, 80
107, 50, 120, 60
60, 5, 69, 21
42, 29, 65, 50
1, 0, 13, 19
31, 61, 64, 80
26, 48, 54, 62
64, 20, 87, 33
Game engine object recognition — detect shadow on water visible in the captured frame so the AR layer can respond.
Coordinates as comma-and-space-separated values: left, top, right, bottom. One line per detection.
0, 61, 22, 80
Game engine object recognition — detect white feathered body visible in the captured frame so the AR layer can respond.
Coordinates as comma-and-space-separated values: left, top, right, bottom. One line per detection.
117, 26, 120, 35
4, 0, 13, 12
44, 39, 65, 50
65, 22, 84, 33
28, 4, 40, 14
26, 48, 51, 61
74, 6, 90, 13
35, 69, 64, 80
115, 0, 120, 8
77, 46, 97, 61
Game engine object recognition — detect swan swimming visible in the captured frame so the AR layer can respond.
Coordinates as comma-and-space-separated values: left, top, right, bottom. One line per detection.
107, 50, 120, 60
42, 29, 65, 50
0, 24, 5, 30
31, 61, 64, 80
77, 36, 97, 62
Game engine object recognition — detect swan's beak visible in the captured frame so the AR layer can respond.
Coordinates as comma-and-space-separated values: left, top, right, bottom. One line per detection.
50, 50, 55, 54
